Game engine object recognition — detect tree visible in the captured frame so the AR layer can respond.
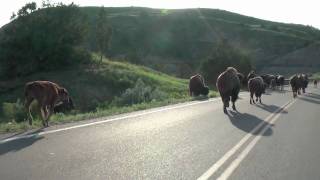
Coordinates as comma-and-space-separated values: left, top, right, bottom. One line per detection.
95, 6, 113, 62
200, 39, 252, 84
17, 2, 37, 17
10, 12, 16, 20
0, 2, 89, 78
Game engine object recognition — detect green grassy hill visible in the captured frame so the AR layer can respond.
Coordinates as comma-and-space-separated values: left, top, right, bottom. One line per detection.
80, 7, 320, 76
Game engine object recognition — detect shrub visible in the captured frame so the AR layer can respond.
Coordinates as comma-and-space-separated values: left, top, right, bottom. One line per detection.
2, 99, 26, 123
113, 78, 168, 106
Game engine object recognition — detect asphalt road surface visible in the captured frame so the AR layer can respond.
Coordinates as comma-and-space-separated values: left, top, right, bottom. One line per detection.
1, 86, 319, 180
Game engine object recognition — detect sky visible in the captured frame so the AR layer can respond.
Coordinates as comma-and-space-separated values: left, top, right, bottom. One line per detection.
0, 0, 319, 29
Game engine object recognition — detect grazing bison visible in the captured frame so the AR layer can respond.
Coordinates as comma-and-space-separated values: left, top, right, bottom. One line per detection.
290, 75, 302, 98
314, 79, 318, 88
216, 67, 241, 114
53, 97, 74, 113
275, 75, 285, 90
248, 77, 266, 104
189, 74, 209, 96
24, 81, 70, 127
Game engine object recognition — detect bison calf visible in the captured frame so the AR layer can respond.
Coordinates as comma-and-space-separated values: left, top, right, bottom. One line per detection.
24, 81, 70, 127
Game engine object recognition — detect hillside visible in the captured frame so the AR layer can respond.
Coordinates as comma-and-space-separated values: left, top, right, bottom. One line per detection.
1, 6, 320, 77
80, 7, 320, 76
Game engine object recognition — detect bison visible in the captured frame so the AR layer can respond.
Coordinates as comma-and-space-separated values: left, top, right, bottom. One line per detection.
261, 74, 275, 88
247, 70, 256, 81
24, 81, 70, 127
300, 74, 309, 93
248, 76, 266, 104
275, 75, 285, 91
216, 67, 241, 114
314, 79, 318, 88
290, 74, 302, 98
189, 74, 209, 96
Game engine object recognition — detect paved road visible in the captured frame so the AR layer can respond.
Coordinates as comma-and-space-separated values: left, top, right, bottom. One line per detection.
0, 86, 319, 180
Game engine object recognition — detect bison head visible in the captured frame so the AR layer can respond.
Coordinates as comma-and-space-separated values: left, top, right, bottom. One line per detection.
201, 86, 209, 96
58, 87, 69, 102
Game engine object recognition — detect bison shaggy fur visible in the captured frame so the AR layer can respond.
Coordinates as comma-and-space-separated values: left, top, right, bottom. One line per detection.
216, 67, 241, 114
189, 74, 209, 96
248, 76, 266, 104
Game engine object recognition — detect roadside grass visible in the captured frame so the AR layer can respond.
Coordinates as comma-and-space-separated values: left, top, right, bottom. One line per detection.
0, 56, 218, 134
0, 91, 217, 134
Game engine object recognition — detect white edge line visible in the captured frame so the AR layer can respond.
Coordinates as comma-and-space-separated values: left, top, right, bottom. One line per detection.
197, 100, 293, 180
217, 100, 296, 180
1, 96, 233, 144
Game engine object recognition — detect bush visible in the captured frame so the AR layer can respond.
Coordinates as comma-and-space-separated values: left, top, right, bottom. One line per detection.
113, 78, 168, 106
2, 99, 26, 123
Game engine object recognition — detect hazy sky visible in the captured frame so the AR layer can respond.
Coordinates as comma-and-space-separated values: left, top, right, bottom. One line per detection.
1, 0, 319, 29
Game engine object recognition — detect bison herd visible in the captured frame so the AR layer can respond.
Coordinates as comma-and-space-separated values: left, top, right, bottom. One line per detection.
189, 67, 313, 114
24, 68, 313, 126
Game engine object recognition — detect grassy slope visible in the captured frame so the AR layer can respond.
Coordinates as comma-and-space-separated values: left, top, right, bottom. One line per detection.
0, 56, 217, 133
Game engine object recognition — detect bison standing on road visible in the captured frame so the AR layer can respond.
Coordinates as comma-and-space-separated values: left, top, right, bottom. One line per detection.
216, 67, 241, 114
300, 74, 309, 93
189, 74, 209, 96
248, 76, 266, 104
24, 81, 70, 127
290, 75, 302, 98
261, 74, 275, 88
276, 75, 285, 91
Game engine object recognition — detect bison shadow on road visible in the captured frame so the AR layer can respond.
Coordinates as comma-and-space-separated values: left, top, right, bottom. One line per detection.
304, 92, 320, 100
299, 96, 320, 105
227, 111, 273, 136
0, 129, 44, 155
255, 104, 288, 114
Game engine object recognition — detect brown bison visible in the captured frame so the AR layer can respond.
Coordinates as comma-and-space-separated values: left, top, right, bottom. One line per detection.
24, 81, 70, 127
216, 67, 241, 114
189, 74, 209, 96
290, 74, 302, 98
248, 76, 266, 104
261, 74, 275, 88
300, 74, 309, 93
314, 79, 318, 88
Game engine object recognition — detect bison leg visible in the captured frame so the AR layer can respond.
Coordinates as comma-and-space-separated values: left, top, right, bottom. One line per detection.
250, 92, 254, 104
44, 106, 54, 127
223, 105, 227, 114
231, 96, 237, 111
259, 96, 262, 104
40, 107, 47, 127
24, 97, 34, 125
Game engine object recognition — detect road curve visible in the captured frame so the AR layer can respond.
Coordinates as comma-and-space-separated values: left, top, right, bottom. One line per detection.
0, 87, 319, 180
